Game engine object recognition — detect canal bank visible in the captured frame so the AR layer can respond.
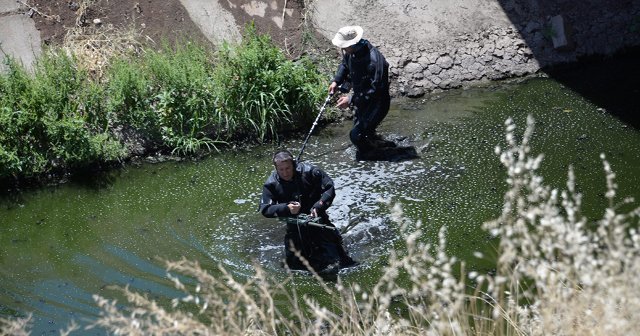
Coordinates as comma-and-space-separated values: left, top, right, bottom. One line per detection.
2, 1, 639, 96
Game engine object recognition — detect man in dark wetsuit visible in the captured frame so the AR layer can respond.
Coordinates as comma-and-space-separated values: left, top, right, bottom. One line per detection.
259, 150, 356, 273
328, 25, 394, 159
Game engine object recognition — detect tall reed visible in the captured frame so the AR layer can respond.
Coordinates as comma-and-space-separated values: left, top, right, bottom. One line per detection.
212, 24, 325, 142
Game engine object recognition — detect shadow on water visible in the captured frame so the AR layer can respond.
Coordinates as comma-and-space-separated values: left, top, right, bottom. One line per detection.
0, 165, 121, 212
544, 47, 640, 129
66, 166, 122, 191
356, 146, 421, 162
493, 0, 640, 129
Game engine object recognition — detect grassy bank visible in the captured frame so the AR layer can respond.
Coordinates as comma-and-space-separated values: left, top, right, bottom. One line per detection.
3, 116, 638, 335
0, 25, 327, 184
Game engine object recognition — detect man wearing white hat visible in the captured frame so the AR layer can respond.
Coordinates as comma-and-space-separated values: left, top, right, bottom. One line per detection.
328, 25, 393, 160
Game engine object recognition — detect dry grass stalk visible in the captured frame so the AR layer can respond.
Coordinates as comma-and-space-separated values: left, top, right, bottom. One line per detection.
62, 24, 145, 81
0, 314, 31, 336
74, 0, 95, 27
482, 115, 640, 335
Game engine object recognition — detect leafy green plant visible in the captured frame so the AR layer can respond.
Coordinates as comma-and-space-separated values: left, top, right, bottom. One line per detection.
154, 88, 222, 155
0, 51, 127, 179
141, 43, 223, 155
104, 58, 154, 135
212, 24, 325, 143
0, 25, 326, 180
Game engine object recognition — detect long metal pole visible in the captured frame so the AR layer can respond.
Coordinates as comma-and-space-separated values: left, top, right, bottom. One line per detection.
296, 93, 333, 162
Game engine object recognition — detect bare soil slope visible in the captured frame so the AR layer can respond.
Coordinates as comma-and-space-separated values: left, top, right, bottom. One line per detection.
30, 0, 208, 46
31, 0, 315, 57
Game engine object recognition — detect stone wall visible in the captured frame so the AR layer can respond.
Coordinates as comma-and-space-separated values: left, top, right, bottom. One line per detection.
382, 4, 640, 97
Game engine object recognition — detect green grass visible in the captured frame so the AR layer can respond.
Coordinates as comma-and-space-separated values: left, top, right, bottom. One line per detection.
212, 24, 325, 142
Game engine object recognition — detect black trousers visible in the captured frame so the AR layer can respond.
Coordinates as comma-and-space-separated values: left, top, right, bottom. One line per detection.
284, 221, 350, 271
350, 94, 391, 152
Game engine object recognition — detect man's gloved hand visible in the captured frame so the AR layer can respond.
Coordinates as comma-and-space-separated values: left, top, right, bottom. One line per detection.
328, 81, 338, 95
310, 200, 325, 218
287, 201, 301, 215
336, 95, 351, 109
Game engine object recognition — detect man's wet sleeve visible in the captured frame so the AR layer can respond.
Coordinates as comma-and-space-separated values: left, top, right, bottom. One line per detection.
333, 54, 349, 84
315, 169, 336, 208
259, 185, 290, 217
367, 48, 386, 96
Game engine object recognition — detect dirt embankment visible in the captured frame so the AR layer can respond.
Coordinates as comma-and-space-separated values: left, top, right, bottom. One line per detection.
6, 0, 640, 96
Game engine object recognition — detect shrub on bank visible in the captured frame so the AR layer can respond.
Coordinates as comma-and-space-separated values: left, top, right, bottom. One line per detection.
107, 42, 221, 155
5, 117, 636, 335
212, 25, 325, 142
0, 55, 126, 179
0, 25, 326, 181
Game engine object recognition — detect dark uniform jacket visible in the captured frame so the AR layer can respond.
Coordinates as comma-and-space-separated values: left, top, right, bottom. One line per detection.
259, 162, 335, 222
332, 39, 390, 110
259, 162, 354, 272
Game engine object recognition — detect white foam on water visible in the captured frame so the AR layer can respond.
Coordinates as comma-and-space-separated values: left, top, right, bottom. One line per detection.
217, 153, 460, 274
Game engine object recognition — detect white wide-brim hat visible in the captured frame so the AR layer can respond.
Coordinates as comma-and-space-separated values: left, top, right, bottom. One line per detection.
331, 26, 364, 48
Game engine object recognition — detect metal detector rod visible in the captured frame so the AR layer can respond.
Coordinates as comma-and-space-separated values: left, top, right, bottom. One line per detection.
280, 216, 337, 230
292, 219, 336, 230
305, 221, 336, 230
296, 93, 333, 162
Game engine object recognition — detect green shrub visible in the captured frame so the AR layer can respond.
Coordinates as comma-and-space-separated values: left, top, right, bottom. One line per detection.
0, 58, 31, 109
77, 81, 109, 132
0, 51, 127, 178
28, 51, 84, 119
45, 115, 125, 167
0, 25, 327, 179
144, 43, 222, 154
212, 24, 325, 142
105, 58, 154, 134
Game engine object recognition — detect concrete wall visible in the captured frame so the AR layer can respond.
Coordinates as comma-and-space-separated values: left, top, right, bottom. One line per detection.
314, 0, 640, 97
0, 2, 42, 73
3, 0, 639, 95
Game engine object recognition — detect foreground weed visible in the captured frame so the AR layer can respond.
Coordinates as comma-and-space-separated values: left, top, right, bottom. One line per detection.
479, 116, 640, 335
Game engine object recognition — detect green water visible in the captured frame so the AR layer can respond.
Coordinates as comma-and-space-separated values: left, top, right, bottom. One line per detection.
1, 75, 639, 334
